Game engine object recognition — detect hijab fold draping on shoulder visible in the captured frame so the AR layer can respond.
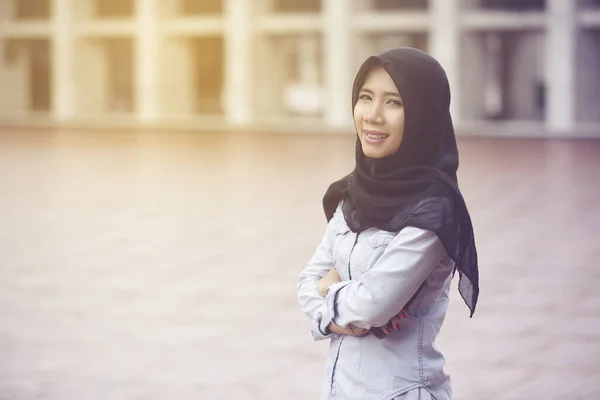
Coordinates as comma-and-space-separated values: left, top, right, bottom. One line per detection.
323, 47, 479, 317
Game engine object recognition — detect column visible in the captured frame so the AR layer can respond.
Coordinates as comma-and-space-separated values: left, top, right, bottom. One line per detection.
545, 0, 576, 134
285, 34, 321, 116
51, 0, 75, 121
429, 0, 461, 122
135, 0, 159, 122
323, 0, 353, 128
223, 0, 253, 125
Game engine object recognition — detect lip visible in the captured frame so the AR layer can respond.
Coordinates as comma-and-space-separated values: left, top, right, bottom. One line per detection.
363, 129, 389, 144
363, 129, 387, 136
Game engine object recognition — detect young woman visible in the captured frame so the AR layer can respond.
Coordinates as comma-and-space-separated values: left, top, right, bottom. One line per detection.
297, 47, 479, 400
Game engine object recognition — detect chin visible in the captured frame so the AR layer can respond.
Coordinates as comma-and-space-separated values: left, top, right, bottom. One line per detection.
362, 148, 386, 159
359, 143, 381, 159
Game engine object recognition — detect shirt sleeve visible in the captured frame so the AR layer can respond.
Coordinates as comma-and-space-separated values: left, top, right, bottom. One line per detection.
297, 217, 337, 340
324, 227, 447, 330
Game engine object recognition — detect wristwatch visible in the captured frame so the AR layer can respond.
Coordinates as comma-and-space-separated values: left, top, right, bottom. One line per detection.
325, 282, 338, 297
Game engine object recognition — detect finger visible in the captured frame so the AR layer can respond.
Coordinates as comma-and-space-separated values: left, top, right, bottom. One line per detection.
381, 325, 391, 335
351, 328, 369, 337
349, 325, 369, 337
397, 310, 408, 319
328, 326, 343, 335
329, 323, 353, 336
355, 328, 369, 336
348, 325, 357, 336
389, 316, 401, 331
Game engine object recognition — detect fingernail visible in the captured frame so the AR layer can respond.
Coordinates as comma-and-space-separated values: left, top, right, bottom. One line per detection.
393, 322, 401, 330
401, 311, 407, 319
382, 326, 390, 335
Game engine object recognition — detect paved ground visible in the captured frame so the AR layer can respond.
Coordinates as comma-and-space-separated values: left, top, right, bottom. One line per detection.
0, 128, 599, 399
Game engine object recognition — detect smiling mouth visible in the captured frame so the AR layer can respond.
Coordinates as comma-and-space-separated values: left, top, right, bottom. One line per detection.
364, 130, 389, 141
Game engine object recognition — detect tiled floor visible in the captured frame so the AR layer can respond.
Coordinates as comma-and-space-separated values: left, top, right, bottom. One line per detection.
0, 128, 599, 399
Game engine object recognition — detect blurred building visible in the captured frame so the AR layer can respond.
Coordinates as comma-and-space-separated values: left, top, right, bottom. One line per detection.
0, 0, 599, 136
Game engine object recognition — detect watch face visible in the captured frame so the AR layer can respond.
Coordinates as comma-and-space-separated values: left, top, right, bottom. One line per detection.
326, 282, 337, 295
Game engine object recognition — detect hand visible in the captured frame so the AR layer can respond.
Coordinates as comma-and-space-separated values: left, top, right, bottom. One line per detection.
317, 269, 341, 298
371, 310, 408, 338
328, 322, 370, 337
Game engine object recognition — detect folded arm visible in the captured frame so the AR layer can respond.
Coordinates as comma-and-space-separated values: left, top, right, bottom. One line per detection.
326, 227, 446, 330
296, 217, 341, 339
297, 216, 371, 339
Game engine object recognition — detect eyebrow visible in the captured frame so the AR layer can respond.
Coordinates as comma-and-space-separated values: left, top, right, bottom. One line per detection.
359, 88, 402, 98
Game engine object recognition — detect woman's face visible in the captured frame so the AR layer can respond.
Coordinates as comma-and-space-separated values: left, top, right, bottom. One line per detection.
354, 66, 405, 159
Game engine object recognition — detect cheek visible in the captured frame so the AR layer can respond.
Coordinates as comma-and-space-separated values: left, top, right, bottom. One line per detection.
387, 113, 405, 150
353, 106, 364, 125
389, 134, 403, 152
389, 112, 405, 138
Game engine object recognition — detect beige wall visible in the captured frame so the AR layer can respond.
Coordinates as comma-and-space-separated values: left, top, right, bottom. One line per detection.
75, 40, 108, 115
15, 0, 51, 19
576, 29, 600, 122
0, 41, 30, 115
0, 0, 597, 135
459, 31, 545, 121
252, 37, 291, 119
504, 31, 545, 121
105, 39, 134, 113
159, 38, 196, 116
460, 34, 487, 120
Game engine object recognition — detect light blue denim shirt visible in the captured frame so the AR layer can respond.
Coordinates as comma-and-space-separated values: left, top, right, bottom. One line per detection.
297, 204, 454, 400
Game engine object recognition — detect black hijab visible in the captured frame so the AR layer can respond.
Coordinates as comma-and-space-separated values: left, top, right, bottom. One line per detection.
323, 47, 479, 317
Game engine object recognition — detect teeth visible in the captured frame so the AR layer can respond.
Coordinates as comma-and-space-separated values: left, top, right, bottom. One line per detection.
367, 133, 388, 139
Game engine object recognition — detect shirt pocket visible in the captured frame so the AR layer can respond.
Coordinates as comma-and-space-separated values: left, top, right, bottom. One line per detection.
355, 231, 396, 274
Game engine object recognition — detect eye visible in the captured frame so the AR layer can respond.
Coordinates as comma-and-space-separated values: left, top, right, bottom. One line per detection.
387, 99, 403, 107
358, 94, 372, 101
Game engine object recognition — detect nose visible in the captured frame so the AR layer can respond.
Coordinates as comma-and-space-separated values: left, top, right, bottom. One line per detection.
364, 102, 384, 124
